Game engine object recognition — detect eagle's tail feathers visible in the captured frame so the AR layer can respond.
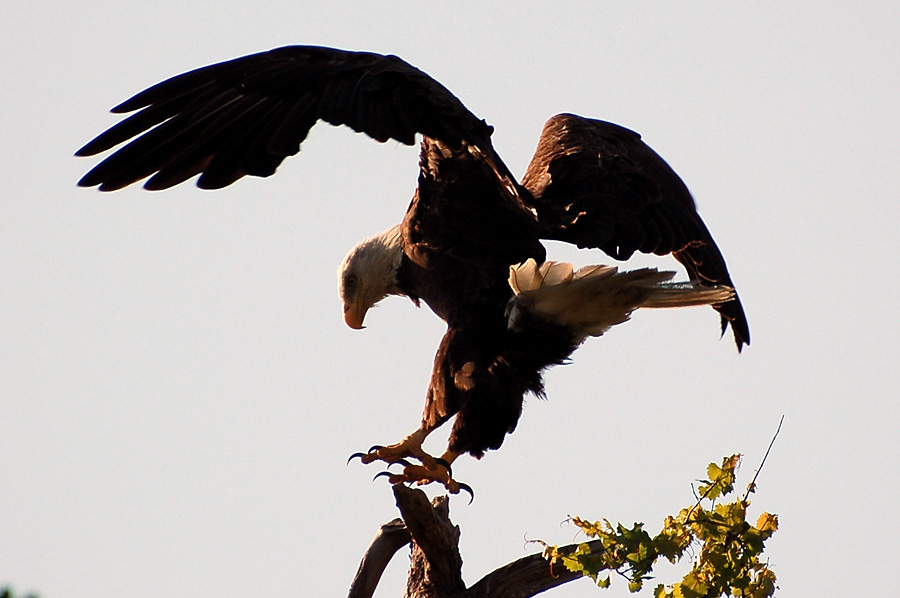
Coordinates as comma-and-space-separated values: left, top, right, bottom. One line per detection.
507, 259, 734, 342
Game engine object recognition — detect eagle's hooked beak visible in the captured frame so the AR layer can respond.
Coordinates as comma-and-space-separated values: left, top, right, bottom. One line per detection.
343, 297, 367, 330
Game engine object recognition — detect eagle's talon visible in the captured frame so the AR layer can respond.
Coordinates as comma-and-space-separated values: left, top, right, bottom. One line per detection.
373, 470, 414, 486
457, 482, 475, 504
349, 445, 394, 465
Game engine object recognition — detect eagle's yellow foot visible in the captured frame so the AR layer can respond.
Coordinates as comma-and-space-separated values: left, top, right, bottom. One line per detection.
375, 460, 473, 503
350, 437, 471, 501
348, 428, 436, 469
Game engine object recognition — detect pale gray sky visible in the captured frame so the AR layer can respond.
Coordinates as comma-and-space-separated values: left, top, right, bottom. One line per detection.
4, 2, 899, 597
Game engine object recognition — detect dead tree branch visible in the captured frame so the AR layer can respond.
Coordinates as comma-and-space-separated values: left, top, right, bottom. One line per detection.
347, 518, 412, 598
347, 485, 603, 598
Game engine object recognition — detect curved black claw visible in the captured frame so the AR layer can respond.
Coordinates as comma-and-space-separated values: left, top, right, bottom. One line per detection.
348, 445, 389, 465
373, 470, 395, 482
377, 459, 414, 471
457, 482, 475, 504
434, 458, 453, 478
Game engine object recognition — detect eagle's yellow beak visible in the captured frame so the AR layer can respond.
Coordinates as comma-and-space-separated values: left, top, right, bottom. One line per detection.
343, 297, 367, 330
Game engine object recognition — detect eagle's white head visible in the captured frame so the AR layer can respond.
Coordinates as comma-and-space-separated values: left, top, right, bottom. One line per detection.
337, 223, 405, 329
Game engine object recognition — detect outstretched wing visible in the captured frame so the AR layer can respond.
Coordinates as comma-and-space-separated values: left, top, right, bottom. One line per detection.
77, 45, 500, 191
522, 113, 749, 350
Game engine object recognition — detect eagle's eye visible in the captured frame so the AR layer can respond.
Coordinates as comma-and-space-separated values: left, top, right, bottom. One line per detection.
346, 274, 359, 288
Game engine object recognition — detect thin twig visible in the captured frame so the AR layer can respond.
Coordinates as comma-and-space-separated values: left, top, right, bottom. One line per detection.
743, 415, 784, 502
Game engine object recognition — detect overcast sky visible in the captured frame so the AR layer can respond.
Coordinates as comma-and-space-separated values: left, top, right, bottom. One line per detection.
4, 2, 899, 597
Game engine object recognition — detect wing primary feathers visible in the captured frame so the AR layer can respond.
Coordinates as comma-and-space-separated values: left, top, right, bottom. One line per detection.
267, 92, 320, 156
77, 45, 499, 189
144, 95, 274, 190
83, 91, 248, 191
75, 81, 219, 159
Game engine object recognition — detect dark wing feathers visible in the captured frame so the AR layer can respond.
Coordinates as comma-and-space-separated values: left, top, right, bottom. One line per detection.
406, 138, 543, 271
523, 114, 749, 349
77, 51, 748, 349
523, 114, 693, 256
77, 46, 496, 190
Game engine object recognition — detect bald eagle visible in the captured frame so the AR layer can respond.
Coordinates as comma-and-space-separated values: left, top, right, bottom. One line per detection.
77, 46, 749, 495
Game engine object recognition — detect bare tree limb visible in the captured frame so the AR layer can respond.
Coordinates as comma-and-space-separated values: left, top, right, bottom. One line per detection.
394, 485, 466, 597
347, 518, 411, 598
348, 486, 600, 598
467, 539, 605, 598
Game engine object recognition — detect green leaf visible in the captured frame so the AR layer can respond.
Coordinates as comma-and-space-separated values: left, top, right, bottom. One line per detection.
676, 572, 708, 598
756, 512, 779, 535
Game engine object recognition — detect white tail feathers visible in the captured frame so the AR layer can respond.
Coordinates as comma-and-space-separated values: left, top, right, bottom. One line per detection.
507, 259, 734, 342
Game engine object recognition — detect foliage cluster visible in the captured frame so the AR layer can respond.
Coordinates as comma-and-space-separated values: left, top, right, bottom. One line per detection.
540, 455, 778, 597
1, 588, 39, 598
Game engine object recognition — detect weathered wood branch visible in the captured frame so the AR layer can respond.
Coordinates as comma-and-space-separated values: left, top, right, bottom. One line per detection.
347, 485, 605, 598
469, 557, 579, 598
347, 517, 412, 598
466, 539, 606, 598
395, 485, 466, 598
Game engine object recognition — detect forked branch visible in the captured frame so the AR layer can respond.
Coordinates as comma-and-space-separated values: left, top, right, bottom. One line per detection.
347, 485, 601, 598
